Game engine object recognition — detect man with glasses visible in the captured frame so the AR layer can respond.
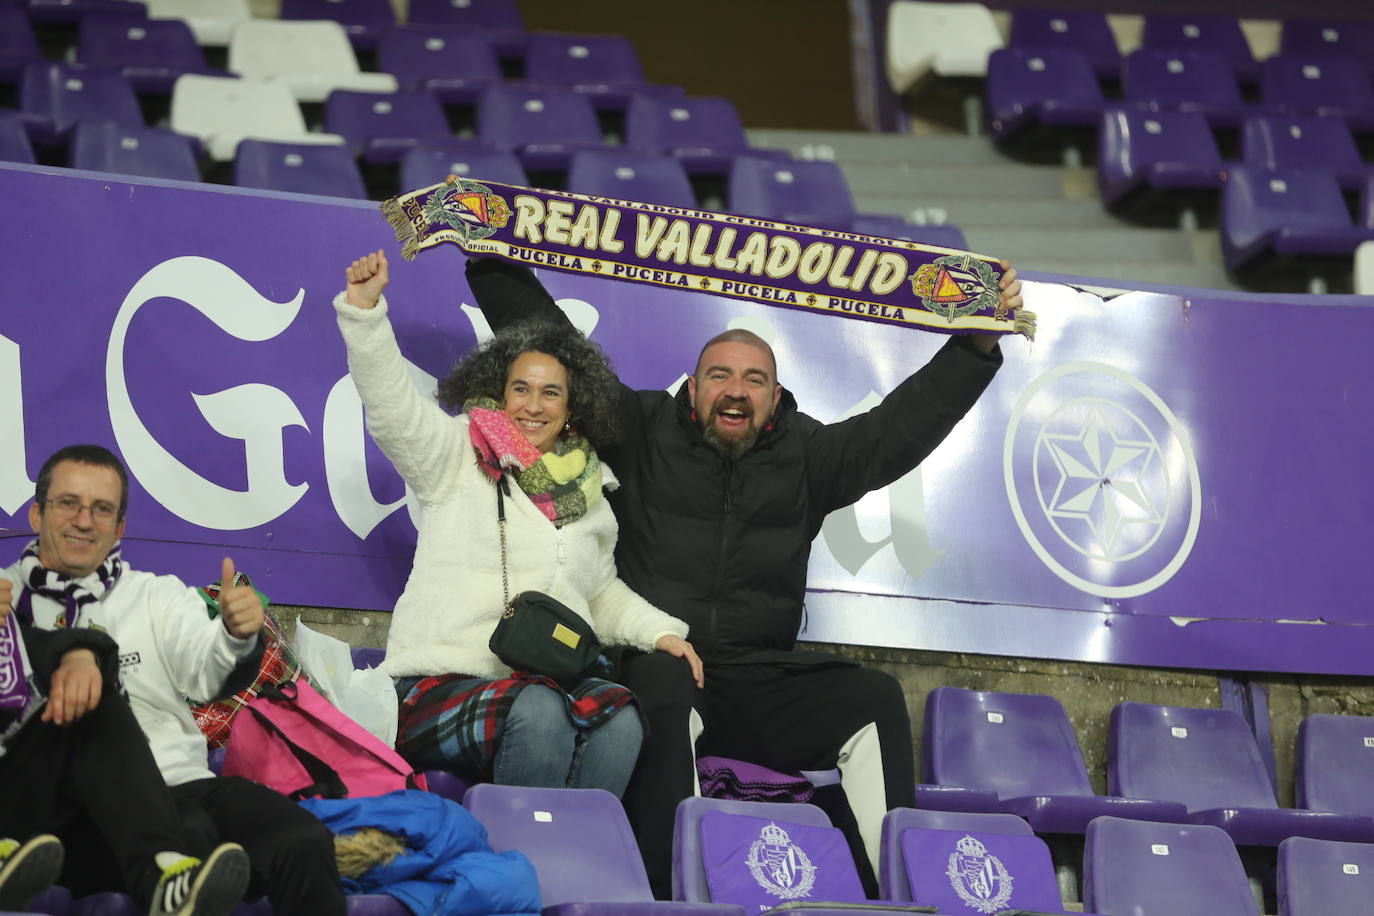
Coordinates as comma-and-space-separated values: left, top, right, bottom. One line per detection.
1, 445, 346, 915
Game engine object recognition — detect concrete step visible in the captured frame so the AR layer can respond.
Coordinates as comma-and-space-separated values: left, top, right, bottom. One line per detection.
853, 195, 1123, 230
1017, 258, 1238, 291
746, 128, 1008, 166
840, 161, 1076, 198
965, 226, 1209, 263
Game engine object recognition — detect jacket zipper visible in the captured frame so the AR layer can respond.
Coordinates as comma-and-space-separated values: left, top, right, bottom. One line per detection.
712, 458, 735, 643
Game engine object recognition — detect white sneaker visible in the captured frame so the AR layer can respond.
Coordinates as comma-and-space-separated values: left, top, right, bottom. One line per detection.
0, 834, 64, 911
148, 843, 250, 916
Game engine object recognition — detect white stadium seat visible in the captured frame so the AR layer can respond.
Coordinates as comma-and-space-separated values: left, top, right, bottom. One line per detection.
141, 0, 251, 47
1357, 241, 1374, 295
170, 74, 346, 162
886, 0, 1004, 93
228, 20, 397, 103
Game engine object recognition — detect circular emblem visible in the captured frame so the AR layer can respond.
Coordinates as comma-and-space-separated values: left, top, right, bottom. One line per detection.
946, 835, 1014, 914
1003, 362, 1202, 598
423, 177, 511, 244
908, 254, 1001, 323
746, 822, 817, 901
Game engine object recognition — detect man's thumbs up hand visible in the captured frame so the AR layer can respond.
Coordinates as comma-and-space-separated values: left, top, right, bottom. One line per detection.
218, 557, 264, 639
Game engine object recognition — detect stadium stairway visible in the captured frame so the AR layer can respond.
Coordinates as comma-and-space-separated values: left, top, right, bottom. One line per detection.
749, 127, 1241, 292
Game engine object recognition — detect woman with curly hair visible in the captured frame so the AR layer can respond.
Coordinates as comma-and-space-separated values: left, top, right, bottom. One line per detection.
334, 250, 702, 795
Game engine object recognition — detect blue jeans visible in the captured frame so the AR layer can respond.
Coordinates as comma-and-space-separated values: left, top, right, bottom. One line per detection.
492, 684, 643, 796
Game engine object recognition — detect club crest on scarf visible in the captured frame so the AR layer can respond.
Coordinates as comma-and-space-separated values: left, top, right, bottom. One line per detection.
419, 177, 512, 245
909, 255, 1004, 324
746, 821, 817, 902
945, 835, 1014, 914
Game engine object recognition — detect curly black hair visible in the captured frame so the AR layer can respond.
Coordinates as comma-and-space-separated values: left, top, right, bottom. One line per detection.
437, 320, 622, 449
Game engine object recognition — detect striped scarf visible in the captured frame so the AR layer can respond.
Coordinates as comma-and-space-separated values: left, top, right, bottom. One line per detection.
464, 398, 607, 528
13, 538, 123, 629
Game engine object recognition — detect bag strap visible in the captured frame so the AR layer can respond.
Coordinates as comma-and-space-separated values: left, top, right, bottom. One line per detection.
497, 476, 511, 608
240, 704, 349, 801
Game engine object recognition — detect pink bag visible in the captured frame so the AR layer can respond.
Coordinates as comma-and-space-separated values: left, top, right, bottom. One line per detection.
223, 679, 426, 800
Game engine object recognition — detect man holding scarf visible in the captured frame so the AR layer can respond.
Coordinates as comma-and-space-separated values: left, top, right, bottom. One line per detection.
2, 444, 347, 915
466, 255, 1019, 897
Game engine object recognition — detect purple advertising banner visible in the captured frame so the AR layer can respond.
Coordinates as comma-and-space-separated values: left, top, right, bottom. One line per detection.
3, 162, 1373, 674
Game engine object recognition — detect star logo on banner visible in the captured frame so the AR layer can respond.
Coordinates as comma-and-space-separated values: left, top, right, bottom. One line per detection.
1038, 405, 1165, 560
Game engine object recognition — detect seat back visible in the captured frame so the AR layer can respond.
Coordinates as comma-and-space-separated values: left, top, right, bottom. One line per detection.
1295, 713, 1374, 817
886, 0, 1004, 91
879, 808, 1034, 901
325, 88, 451, 150
0, 7, 42, 80
727, 156, 855, 226
233, 139, 367, 199
21, 61, 143, 136
1278, 836, 1374, 916
141, 0, 251, 46
1084, 817, 1259, 916
280, 0, 396, 38
923, 686, 1096, 800
229, 20, 364, 81
1097, 107, 1223, 205
1261, 54, 1374, 113
673, 796, 864, 907
77, 16, 205, 71
1109, 701, 1278, 813
407, 0, 524, 32
0, 111, 35, 164
985, 47, 1103, 137
1242, 114, 1362, 174
1142, 14, 1257, 80
400, 142, 527, 191
70, 121, 199, 181
477, 82, 602, 150
464, 784, 653, 906
567, 148, 695, 207
524, 33, 644, 86
1009, 9, 1119, 77
171, 74, 311, 146
1281, 19, 1374, 65
624, 94, 748, 158
378, 27, 501, 88
1221, 166, 1354, 270
1124, 48, 1244, 109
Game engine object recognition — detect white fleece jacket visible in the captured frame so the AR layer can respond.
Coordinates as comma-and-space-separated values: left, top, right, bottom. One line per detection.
334, 291, 688, 680
2, 562, 258, 786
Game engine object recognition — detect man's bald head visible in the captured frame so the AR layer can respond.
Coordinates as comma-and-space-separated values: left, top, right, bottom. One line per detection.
693, 328, 777, 382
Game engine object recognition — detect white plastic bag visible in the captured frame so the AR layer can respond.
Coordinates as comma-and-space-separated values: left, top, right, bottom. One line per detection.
292, 621, 398, 748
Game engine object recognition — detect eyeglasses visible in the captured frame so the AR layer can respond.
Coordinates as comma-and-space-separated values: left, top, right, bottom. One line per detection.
44, 495, 119, 524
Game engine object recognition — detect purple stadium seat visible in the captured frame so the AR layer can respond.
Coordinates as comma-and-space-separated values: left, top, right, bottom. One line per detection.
624, 94, 785, 175
1097, 107, 1227, 210
20, 61, 143, 147
985, 48, 1104, 146
325, 88, 452, 164
1108, 702, 1374, 846
0, 6, 41, 82
523, 33, 645, 110
76, 17, 219, 93
26, 0, 144, 25
1278, 836, 1374, 916
566, 148, 694, 208
1242, 114, 1369, 191
477, 83, 604, 170
376, 27, 500, 104
233, 139, 368, 199
1084, 817, 1258, 916
27, 885, 74, 915
405, 0, 525, 58
0, 110, 34, 163
1123, 48, 1251, 127
1281, 19, 1374, 72
69, 121, 199, 181
1142, 14, 1259, 84
399, 141, 527, 191
1220, 167, 1374, 276
467, 784, 745, 916
280, 0, 397, 51
1261, 55, 1374, 133
1009, 9, 1120, 80
728, 156, 856, 228
1295, 713, 1374, 818
923, 687, 1187, 834
878, 808, 1035, 902
847, 214, 968, 250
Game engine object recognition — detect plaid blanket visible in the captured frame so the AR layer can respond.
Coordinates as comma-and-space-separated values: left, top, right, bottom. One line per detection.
395, 672, 638, 777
